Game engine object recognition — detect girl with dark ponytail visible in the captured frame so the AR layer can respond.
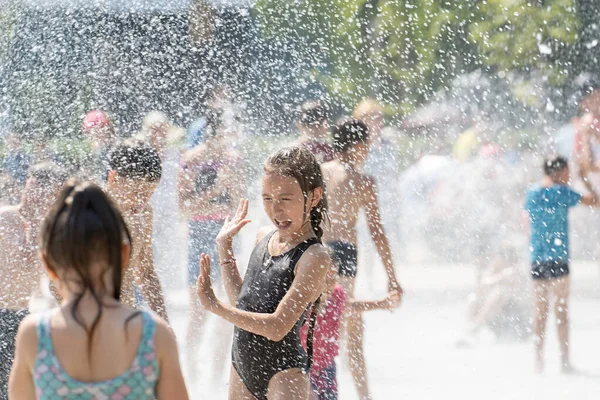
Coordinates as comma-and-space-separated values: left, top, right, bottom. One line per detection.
196, 146, 332, 400
9, 180, 188, 399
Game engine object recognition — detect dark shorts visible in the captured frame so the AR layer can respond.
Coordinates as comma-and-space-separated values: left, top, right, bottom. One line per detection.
327, 241, 358, 278
310, 363, 338, 400
531, 260, 569, 280
187, 219, 223, 285
0, 309, 29, 400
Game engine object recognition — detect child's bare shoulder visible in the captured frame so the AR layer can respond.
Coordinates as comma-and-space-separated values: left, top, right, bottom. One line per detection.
300, 243, 331, 266
15, 313, 40, 351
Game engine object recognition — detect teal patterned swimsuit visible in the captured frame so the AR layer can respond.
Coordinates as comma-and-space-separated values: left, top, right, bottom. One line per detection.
33, 310, 159, 399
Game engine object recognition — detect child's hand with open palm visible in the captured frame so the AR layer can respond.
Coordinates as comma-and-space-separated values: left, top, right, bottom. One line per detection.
216, 198, 251, 246
197, 254, 219, 312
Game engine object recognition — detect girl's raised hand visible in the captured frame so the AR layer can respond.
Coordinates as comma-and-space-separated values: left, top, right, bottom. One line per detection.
216, 199, 251, 246
196, 254, 218, 312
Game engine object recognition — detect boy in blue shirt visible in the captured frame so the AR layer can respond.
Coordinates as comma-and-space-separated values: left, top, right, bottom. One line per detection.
525, 156, 597, 373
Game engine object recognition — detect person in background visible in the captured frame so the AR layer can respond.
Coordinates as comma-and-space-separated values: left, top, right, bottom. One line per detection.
353, 99, 403, 257
2, 132, 30, 186
352, 99, 384, 148
524, 155, 599, 373
321, 118, 402, 400
138, 112, 186, 314
106, 140, 170, 324
0, 172, 22, 207
295, 100, 334, 164
178, 108, 245, 385
81, 109, 116, 183
0, 163, 67, 400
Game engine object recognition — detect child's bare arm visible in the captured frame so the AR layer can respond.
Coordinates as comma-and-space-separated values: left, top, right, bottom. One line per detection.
155, 317, 189, 399
350, 290, 402, 313
577, 115, 600, 173
8, 316, 38, 400
197, 246, 330, 342
138, 212, 169, 323
362, 176, 401, 292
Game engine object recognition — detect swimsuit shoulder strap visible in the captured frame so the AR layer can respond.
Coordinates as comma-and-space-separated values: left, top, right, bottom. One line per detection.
137, 311, 157, 354
36, 311, 53, 354
288, 237, 321, 267
306, 295, 321, 372
135, 311, 159, 370
256, 230, 276, 259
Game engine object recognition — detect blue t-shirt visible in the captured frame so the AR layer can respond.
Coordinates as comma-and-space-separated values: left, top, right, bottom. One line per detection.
524, 184, 582, 264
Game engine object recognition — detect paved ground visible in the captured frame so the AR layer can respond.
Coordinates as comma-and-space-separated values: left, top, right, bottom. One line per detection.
164, 258, 600, 400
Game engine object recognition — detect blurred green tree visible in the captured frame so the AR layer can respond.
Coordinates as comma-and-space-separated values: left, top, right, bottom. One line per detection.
253, 0, 580, 115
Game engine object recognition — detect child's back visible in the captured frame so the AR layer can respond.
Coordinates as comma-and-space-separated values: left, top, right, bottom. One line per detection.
9, 180, 187, 399
525, 184, 581, 265
29, 306, 160, 398
321, 159, 371, 244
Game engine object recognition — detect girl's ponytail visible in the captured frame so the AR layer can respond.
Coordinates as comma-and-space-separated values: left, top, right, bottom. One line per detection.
310, 199, 326, 239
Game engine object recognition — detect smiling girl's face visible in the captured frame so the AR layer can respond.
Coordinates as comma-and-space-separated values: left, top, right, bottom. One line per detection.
262, 172, 320, 241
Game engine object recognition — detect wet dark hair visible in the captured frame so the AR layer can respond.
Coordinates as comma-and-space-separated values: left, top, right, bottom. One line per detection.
332, 117, 369, 153
544, 156, 569, 176
299, 100, 329, 127
40, 179, 133, 362
28, 162, 68, 188
264, 146, 328, 238
108, 139, 162, 182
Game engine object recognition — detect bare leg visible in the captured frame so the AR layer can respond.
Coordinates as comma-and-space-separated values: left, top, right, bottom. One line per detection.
228, 366, 256, 400
339, 276, 370, 399
267, 368, 309, 400
552, 276, 571, 372
533, 280, 550, 373
187, 286, 208, 381
347, 310, 370, 399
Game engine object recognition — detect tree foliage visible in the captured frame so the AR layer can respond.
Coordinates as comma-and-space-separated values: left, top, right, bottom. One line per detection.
252, 0, 583, 114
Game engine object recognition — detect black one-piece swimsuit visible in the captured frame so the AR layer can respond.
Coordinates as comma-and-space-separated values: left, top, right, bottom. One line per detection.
232, 231, 320, 399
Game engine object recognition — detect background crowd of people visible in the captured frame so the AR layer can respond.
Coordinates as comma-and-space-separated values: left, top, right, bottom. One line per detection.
2, 84, 600, 399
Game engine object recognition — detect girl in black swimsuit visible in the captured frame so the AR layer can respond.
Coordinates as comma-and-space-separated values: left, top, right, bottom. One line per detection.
196, 146, 332, 399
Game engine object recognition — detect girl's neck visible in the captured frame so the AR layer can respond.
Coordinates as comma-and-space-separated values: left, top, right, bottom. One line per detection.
272, 224, 314, 252
60, 289, 120, 311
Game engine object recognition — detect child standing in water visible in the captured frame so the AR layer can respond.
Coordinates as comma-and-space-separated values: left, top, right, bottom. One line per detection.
8, 180, 188, 399
525, 156, 598, 373
321, 118, 402, 400
106, 140, 169, 323
196, 146, 331, 400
